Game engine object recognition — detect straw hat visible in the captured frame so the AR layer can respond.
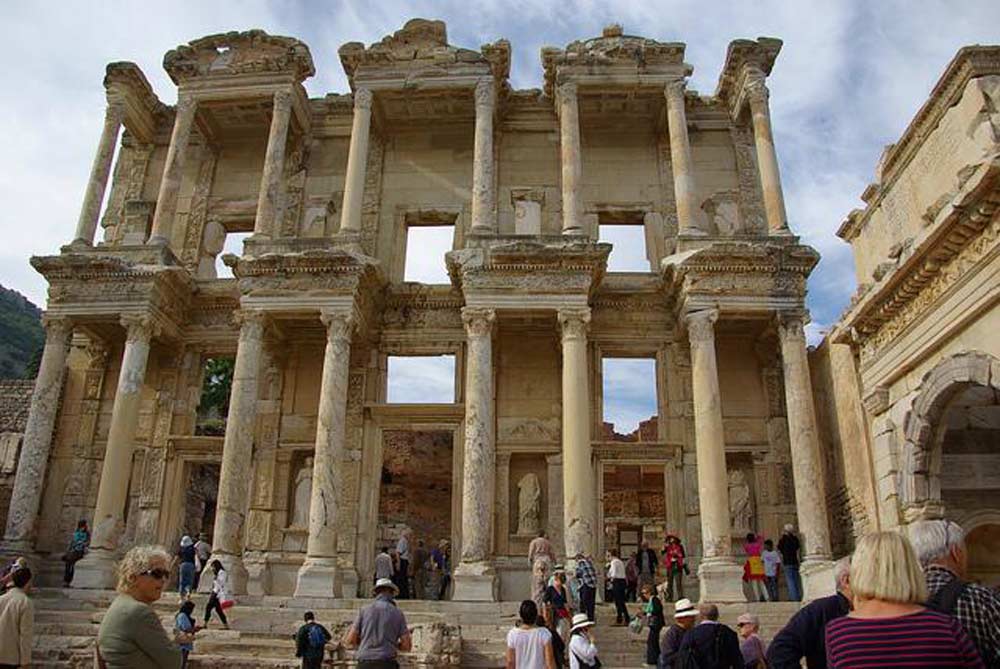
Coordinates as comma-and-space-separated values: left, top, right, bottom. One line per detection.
569, 613, 595, 633
673, 598, 698, 618
373, 577, 399, 595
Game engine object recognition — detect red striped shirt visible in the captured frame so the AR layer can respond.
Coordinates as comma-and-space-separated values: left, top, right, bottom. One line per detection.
825, 608, 985, 668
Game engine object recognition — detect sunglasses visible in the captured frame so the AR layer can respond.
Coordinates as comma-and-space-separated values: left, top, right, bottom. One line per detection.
140, 568, 170, 580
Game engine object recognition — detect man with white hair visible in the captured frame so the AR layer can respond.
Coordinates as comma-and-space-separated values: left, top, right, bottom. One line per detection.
910, 519, 1000, 667
766, 555, 852, 669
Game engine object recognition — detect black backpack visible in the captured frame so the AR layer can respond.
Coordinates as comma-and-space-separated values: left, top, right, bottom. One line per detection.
926, 577, 968, 615
673, 626, 722, 669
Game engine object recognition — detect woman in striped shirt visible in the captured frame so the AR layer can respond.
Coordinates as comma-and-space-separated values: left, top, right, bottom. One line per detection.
826, 531, 984, 668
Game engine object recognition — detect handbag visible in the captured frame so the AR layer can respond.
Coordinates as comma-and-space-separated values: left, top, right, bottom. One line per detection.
220, 597, 236, 610
628, 616, 644, 634
573, 650, 602, 669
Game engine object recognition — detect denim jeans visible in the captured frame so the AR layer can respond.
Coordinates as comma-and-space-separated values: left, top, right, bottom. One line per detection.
784, 565, 802, 601
765, 575, 780, 601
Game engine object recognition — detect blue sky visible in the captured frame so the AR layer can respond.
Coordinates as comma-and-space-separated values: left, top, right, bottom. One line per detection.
1, 0, 997, 426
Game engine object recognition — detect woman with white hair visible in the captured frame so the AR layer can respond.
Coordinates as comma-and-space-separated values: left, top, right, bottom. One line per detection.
97, 545, 186, 668
825, 531, 984, 668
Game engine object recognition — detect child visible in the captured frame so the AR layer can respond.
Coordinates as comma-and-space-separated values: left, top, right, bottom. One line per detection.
174, 600, 198, 668
761, 539, 782, 601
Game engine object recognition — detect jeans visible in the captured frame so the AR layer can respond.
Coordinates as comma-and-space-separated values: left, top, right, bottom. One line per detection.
204, 592, 229, 626
665, 567, 684, 602
179, 561, 196, 596
765, 575, 780, 601
611, 578, 630, 623
784, 564, 802, 601
397, 559, 409, 599
579, 584, 596, 622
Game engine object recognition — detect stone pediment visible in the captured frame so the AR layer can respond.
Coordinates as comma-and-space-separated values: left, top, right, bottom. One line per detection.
339, 19, 510, 88
715, 37, 782, 112
164, 30, 315, 84
104, 62, 169, 141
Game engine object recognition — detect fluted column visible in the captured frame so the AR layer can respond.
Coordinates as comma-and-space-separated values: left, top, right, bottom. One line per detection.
746, 75, 790, 234
295, 311, 355, 597
686, 309, 743, 601
453, 307, 498, 601
339, 88, 373, 236
72, 103, 125, 246
558, 308, 594, 560
777, 312, 834, 596
74, 315, 156, 589
2, 317, 73, 551
148, 94, 197, 245
470, 78, 496, 234
208, 310, 266, 594
558, 82, 584, 235
664, 80, 704, 235
253, 88, 294, 238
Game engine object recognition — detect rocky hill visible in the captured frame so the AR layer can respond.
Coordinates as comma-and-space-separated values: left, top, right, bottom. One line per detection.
0, 285, 43, 379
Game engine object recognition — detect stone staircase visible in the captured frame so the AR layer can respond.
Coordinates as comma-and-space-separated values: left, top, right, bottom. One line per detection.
29, 588, 801, 668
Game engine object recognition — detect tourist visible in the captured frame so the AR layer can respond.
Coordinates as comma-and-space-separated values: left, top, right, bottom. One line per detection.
396, 528, 412, 599
174, 599, 198, 668
636, 540, 658, 591
96, 545, 185, 667
607, 548, 630, 625
389, 548, 401, 593
295, 610, 332, 669
761, 539, 782, 602
777, 524, 802, 601
203, 559, 230, 629
412, 539, 429, 600
639, 583, 665, 668
743, 532, 767, 602
574, 553, 597, 622
539, 591, 566, 668
506, 599, 557, 669
661, 534, 687, 601
431, 539, 451, 600
825, 531, 984, 668
193, 533, 211, 590
910, 519, 1000, 666
62, 519, 90, 587
374, 546, 393, 585
544, 570, 573, 641
736, 612, 767, 669
528, 530, 556, 609
0, 567, 33, 668
342, 577, 412, 668
567, 613, 599, 669
767, 555, 851, 669
0, 556, 27, 593
659, 598, 698, 669
625, 551, 639, 602
177, 535, 197, 599
676, 603, 743, 669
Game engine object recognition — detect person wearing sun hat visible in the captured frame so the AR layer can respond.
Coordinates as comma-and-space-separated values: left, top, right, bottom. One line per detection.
659, 598, 698, 668
567, 613, 599, 669
342, 577, 412, 667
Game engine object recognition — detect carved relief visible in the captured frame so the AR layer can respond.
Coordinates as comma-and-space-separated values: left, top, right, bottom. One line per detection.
730, 123, 766, 233
181, 149, 219, 270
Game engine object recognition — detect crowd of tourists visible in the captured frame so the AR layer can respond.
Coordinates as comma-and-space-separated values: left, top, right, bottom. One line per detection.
373, 529, 453, 600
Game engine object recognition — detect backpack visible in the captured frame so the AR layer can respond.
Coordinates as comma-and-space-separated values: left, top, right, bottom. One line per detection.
926, 577, 968, 615
307, 623, 327, 649
673, 625, 722, 669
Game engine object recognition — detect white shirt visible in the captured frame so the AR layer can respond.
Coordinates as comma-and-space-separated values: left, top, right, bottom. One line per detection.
506, 625, 552, 669
608, 557, 626, 580
211, 569, 228, 601
568, 633, 598, 669
762, 550, 781, 577
397, 536, 411, 561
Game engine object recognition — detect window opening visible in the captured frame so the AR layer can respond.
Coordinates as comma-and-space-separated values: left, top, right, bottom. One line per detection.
602, 357, 658, 441
196, 357, 234, 435
599, 224, 649, 272
403, 225, 453, 284
387, 355, 456, 403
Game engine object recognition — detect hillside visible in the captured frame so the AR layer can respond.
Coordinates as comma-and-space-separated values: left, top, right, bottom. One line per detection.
0, 285, 43, 379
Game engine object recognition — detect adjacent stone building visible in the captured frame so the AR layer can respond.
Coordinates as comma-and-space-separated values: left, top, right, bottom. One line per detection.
2, 19, 838, 602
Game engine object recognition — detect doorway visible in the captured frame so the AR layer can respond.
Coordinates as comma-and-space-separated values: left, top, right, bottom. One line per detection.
602, 464, 668, 557
378, 430, 454, 551
182, 463, 219, 541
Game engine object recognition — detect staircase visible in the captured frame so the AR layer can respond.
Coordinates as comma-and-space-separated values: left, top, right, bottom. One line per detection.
29, 588, 802, 668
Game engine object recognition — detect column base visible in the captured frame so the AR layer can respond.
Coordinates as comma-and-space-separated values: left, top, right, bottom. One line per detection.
73, 549, 119, 590
294, 557, 341, 598
696, 560, 745, 603
340, 567, 360, 599
451, 562, 498, 601
801, 558, 836, 601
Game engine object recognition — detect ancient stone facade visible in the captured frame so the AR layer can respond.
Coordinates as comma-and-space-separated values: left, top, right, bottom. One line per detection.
2, 20, 836, 601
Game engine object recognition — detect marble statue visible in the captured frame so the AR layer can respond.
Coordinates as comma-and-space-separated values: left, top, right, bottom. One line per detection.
516, 473, 542, 535
728, 469, 753, 532
291, 457, 314, 528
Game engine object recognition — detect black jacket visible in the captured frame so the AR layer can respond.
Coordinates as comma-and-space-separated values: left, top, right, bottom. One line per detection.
295, 622, 332, 660
677, 621, 742, 669
766, 592, 850, 669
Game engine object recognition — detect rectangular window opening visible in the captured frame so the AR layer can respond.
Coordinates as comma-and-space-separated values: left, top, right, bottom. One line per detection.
387, 355, 456, 404
599, 222, 649, 272
404, 225, 453, 284
602, 357, 658, 441
196, 356, 234, 435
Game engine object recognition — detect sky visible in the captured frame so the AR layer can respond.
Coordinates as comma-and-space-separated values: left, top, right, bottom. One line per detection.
1, 0, 997, 429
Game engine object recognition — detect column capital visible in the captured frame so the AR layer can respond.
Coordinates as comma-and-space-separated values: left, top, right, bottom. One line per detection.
175, 93, 197, 116
664, 78, 686, 102
462, 307, 496, 337
474, 78, 495, 111
120, 314, 157, 344
40, 315, 74, 339
776, 310, 808, 344
320, 310, 356, 342
105, 101, 127, 125
685, 309, 719, 345
353, 88, 373, 112
556, 80, 578, 103
557, 307, 590, 341
273, 87, 294, 110
234, 309, 267, 342
745, 75, 770, 109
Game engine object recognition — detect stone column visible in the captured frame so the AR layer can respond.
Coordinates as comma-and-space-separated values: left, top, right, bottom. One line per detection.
1, 317, 73, 551
208, 310, 266, 594
746, 76, 790, 234
777, 313, 834, 597
558, 308, 595, 561
686, 310, 743, 601
546, 454, 564, 561
471, 78, 496, 234
453, 307, 498, 601
148, 95, 197, 245
664, 81, 704, 236
339, 88, 373, 236
495, 451, 511, 556
558, 82, 584, 235
295, 311, 355, 597
72, 103, 125, 246
74, 315, 156, 589
253, 88, 294, 238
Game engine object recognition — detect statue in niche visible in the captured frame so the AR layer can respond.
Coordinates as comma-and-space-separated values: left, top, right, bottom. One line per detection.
290, 457, 314, 528
517, 473, 542, 535
728, 469, 753, 533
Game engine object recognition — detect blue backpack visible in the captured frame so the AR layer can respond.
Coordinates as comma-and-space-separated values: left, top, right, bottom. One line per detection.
307, 623, 327, 649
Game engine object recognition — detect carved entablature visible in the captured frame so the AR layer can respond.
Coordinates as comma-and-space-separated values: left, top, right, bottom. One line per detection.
663, 241, 817, 315
714, 37, 782, 120
163, 30, 315, 85
338, 18, 510, 90
382, 284, 464, 332
541, 24, 688, 97
104, 62, 170, 142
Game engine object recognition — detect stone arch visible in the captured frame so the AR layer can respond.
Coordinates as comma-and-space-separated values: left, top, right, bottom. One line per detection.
900, 350, 1000, 519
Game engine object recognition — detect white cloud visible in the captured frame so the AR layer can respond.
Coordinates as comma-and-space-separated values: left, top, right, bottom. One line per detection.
602, 358, 657, 434
387, 355, 456, 403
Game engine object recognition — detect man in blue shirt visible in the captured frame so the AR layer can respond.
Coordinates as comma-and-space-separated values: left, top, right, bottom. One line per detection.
574, 553, 598, 622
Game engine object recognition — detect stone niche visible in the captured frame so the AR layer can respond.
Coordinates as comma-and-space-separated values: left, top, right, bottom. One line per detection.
282, 449, 314, 552
508, 453, 548, 554
377, 430, 454, 549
